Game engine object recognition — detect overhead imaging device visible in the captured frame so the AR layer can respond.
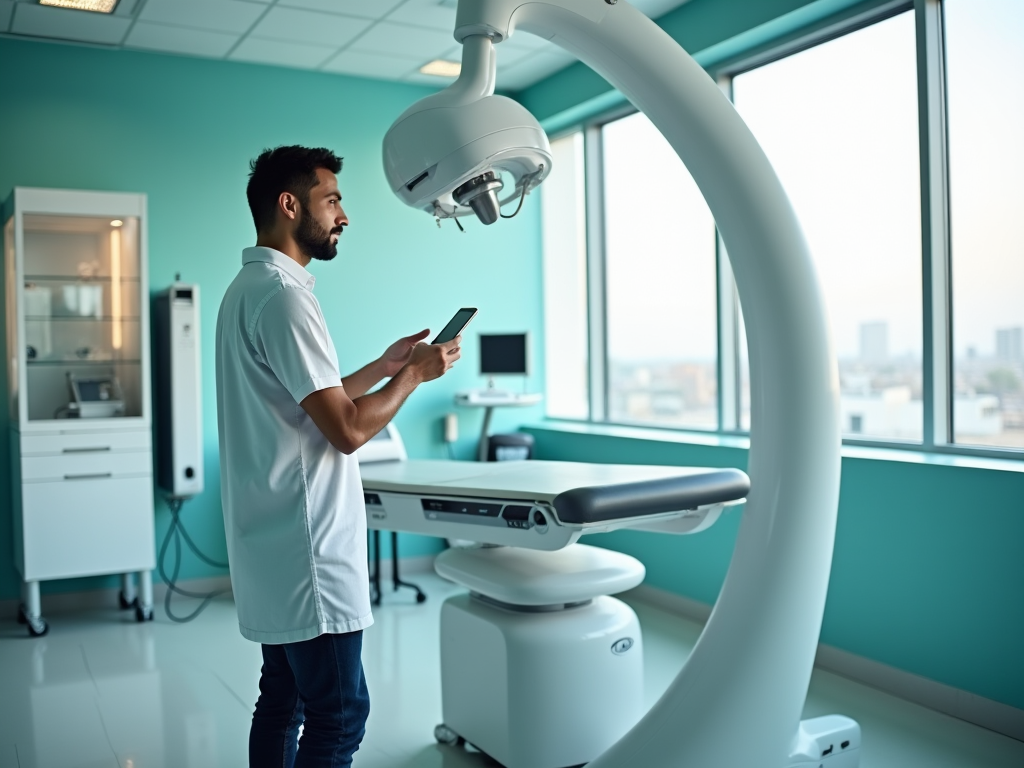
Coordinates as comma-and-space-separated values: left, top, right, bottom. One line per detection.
382, 1, 850, 766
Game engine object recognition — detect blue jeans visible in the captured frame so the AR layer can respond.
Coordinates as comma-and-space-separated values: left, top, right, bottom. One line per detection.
249, 631, 370, 768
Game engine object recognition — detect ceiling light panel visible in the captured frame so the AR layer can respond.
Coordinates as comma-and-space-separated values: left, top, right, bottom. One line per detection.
419, 59, 461, 77
13, 2, 130, 43
39, 0, 117, 12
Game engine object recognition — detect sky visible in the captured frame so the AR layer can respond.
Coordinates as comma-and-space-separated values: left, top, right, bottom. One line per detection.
556, 3, 1022, 364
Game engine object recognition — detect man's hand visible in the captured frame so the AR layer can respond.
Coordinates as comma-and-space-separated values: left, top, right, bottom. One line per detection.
404, 336, 462, 383
380, 329, 430, 378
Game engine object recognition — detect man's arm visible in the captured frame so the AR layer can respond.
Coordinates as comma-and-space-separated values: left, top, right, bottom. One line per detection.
340, 328, 431, 399
301, 338, 460, 454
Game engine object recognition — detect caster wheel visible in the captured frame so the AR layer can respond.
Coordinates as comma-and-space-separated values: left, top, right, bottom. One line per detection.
119, 591, 138, 610
16, 604, 27, 625
433, 724, 463, 746
416, 592, 427, 604
27, 617, 49, 638
135, 605, 154, 622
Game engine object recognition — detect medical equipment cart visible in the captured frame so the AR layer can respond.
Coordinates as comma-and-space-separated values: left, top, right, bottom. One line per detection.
3, 187, 156, 636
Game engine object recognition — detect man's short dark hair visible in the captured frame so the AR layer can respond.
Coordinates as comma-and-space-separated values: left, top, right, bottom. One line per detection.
246, 146, 343, 233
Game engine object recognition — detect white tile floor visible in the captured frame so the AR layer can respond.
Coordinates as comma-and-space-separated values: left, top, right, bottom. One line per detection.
0, 574, 1021, 768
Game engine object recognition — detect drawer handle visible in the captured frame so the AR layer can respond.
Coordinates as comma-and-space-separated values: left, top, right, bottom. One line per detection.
64, 472, 113, 481
63, 447, 112, 453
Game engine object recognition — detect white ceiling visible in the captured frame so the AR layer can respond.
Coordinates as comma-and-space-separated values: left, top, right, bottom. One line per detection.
0, 0, 690, 91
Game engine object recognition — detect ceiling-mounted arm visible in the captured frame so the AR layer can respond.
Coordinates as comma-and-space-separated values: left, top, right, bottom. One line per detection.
432, 2, 843, 767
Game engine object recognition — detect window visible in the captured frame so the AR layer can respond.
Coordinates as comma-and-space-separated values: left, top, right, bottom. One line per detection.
603, 113, 718, 429
540, 1, 1022, 459
542, 132, 590, 419
732, 11, 923, 442
946, 0, 1024, 449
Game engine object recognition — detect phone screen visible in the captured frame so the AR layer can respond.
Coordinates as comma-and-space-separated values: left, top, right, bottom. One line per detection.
432, 308, 477, 344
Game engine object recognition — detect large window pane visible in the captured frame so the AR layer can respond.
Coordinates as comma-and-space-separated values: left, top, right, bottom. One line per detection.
603, 113, 718, 429
542, 132, 590, 419
946, 0, 1024, 449
733, 12, 923, 441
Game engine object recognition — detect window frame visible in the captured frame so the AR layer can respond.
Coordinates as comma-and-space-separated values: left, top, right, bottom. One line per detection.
541, 0, 1022, 461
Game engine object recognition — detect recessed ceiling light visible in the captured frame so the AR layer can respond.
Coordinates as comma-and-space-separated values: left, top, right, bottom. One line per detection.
39, 0, 119, 13
419, 59, 462, 78
110, 220, 124, 227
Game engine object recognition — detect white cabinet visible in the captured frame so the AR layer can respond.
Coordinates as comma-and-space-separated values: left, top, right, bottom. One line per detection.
3, 187, 156, 636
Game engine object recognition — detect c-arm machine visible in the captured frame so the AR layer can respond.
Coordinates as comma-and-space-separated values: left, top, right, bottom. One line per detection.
378, 1, 848, 766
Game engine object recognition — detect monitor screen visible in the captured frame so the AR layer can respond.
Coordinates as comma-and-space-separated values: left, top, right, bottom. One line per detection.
480, 333, 528, 375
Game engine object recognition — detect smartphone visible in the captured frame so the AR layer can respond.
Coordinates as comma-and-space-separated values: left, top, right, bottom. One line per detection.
431, 307, 478, 344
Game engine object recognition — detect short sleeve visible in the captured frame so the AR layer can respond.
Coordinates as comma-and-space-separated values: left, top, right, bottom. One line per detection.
252, 286, 343, 404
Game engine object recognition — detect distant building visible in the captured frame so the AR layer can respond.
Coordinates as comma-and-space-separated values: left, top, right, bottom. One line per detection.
996, 327, 1022, 362
859, 321, 888, 363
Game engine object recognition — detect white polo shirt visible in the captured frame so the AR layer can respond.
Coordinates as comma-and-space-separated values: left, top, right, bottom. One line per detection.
215, 246, 372, 644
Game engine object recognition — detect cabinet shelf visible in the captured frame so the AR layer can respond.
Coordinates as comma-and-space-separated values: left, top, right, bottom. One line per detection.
26, 315, 141, 321
26, 359, 142, 366
24, 275, 141, 283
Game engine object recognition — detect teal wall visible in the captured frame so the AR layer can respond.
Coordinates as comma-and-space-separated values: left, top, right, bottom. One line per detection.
0, 37, 546, 601
518, 0, 888, 127
524, 423, 1024, 712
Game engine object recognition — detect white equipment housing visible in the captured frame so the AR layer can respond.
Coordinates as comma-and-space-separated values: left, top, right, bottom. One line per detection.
437, 545, 645, 768
153, 283, 203, 499
381, 0, 852, 765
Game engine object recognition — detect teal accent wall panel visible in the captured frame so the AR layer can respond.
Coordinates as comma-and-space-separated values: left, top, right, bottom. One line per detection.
0, 37, 547, 601
516, 0, 883, 124
524, 425, 1024, 711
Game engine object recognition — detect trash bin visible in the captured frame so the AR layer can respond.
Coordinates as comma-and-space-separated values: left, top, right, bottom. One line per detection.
486, 433, 534, 462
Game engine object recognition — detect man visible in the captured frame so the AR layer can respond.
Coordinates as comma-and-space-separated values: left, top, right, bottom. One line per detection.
215, 145, 461, 767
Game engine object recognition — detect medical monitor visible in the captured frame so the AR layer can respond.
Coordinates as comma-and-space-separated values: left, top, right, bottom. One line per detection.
480, 333, 529, 376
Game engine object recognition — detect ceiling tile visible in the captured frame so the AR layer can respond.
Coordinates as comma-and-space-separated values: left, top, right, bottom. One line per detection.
125, 21, 239, 57
494, 48, 577, 91
0, 1, 14, 33
139, 0, 265, 34
10, 3, 130, 45
229, 35, 338, 69
349, 20, 457, 60
322, 49, 423, 80
389, 0, 456, 32
249, 6, 371, 47
278, 0, 403, 20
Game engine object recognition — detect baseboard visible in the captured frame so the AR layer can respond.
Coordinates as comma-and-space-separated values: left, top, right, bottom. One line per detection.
624, 584, 1024, 743
0, 575, 235, 618
0, 557, 440, 619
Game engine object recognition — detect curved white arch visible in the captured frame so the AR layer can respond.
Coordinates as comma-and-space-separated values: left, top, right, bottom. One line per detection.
453, 2, 843, 766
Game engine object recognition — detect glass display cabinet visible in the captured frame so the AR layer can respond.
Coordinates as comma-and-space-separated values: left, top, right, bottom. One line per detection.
3, 187, 155, 636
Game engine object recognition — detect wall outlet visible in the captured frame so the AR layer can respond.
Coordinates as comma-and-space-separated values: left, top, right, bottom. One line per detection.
444, 412, 459, 443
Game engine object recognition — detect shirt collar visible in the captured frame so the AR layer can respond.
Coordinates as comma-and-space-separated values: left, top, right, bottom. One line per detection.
242, 246, 316, 290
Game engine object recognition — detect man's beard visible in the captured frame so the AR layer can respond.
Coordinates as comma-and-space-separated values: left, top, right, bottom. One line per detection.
296, 206, 341, 262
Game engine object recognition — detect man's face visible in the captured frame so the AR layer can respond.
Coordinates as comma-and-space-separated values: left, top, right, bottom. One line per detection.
295, 167, 348, 262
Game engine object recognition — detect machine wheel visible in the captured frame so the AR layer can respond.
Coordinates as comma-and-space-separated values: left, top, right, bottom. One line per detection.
119, 591, 138, 610
135, 605, 154, 623
433, 724, 463, 746
26, 616, 49, 638
416, 592, 427, 604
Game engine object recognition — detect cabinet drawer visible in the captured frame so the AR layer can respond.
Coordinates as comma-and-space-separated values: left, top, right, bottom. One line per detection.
21, 451, 152, 482
21, 476, 155, 581
21, 429, 152, 456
